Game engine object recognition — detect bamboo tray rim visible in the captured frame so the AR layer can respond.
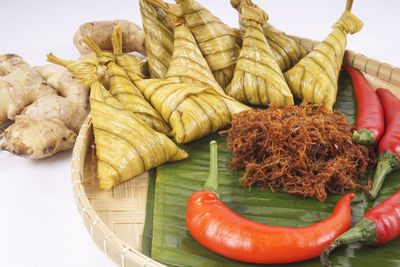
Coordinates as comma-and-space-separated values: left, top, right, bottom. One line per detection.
71, 36, 400, 267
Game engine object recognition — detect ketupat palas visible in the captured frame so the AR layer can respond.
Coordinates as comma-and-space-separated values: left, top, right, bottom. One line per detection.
146, 0, 226, 95
47, 54, 188, 190
131, 76, 250, 143
81, 35, 172, 135
0, 54, 88, 159
175, 0, 240, 89
129, 1, 251, 144
140, 0, 174, 79
262, 22, 307, 71
231, 0, 307, 72
111, 24, 156, 85
225, 2, 293, 106
284, 0, 363, 111
166, 21, 226, 95
106, 61, 172, 135
90, 78, 188, 190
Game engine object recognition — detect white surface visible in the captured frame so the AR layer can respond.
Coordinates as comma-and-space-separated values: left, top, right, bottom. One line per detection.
1, 1, 399, 266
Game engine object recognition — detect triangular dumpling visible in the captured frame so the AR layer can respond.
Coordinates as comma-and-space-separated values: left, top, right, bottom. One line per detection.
82, 35, 171, 135
231, 0, 307, 72
284, 0, 363, 111
176, 0, 240, 89
148, 0, 226, 95
225, 3, 293, 106
132, 77, 251, 143
90, 80, 187, 190
47, 54, 188, 190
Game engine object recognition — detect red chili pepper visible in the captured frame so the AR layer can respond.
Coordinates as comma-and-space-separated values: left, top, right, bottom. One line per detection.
321, 189, 400, 266
186, 141, 355, 264
368, 88, 400, 199
342, 65, 385, 146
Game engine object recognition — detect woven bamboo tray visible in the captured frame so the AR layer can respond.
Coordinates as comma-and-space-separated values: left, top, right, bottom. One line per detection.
71, 37, 400, 267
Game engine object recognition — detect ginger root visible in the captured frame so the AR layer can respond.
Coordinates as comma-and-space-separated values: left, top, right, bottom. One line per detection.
3, 117, 77, 159
73, 20, 146, 56
0, 54, 88, 159
34, 64, 88, 108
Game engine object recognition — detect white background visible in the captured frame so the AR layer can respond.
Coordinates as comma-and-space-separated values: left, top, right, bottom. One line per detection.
1, 1, 400, 266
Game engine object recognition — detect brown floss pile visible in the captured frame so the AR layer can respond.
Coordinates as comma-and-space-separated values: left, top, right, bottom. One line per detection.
221, 103, 376, 201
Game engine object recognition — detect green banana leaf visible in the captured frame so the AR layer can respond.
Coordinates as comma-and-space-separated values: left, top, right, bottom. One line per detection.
143, 71, 400, 266
142, 169, 156, 257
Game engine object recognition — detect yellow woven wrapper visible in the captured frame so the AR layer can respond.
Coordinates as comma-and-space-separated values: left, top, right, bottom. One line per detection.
284, 0, 363, 111
132, 77, 251, 143
225, 3, 293, 106
130, 0, 251, 143
47, 53, 187, 190
90, 80, 187, 190
176, 0, 240, 89
231, 0, 307, 72
145, 0, 226, 95
83, 34, 171, 135
140, 0, 174, 79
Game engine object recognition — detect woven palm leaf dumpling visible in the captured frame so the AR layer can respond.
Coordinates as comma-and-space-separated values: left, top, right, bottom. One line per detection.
284, 0, 363, 111
144, 0, 225, 95
104, 61, 172, 135
130, 0, 252, 144
175, 0, 241, 89
89, 82, 187, 191
225, 2, 294, 107
81, 34, 172, 135
47, 55, 188, 190
130, 71, 252, 144
231, 0, 307, 72
90, 82, 187, 191
139, 0, 174, 79
110, 24, 149, 83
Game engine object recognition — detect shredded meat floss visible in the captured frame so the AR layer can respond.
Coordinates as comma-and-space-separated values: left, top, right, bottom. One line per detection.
220, 103, 376, 201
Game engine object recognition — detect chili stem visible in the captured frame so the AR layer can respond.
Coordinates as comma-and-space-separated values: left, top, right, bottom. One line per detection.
352, 128, 375, 146
320, 218, 376, 266
369, 151, 400, 200
202, 140, 219, 196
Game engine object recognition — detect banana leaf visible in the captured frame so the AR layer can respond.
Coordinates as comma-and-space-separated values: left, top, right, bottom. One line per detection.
142, 169, 156, 257
144, 71, 400, 266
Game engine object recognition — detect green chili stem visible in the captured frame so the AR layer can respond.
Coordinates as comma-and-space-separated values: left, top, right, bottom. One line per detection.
320, 218, 377, 266
368, 151, 400, 200
352, 128, 375, 146
202, 140, 219, 197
